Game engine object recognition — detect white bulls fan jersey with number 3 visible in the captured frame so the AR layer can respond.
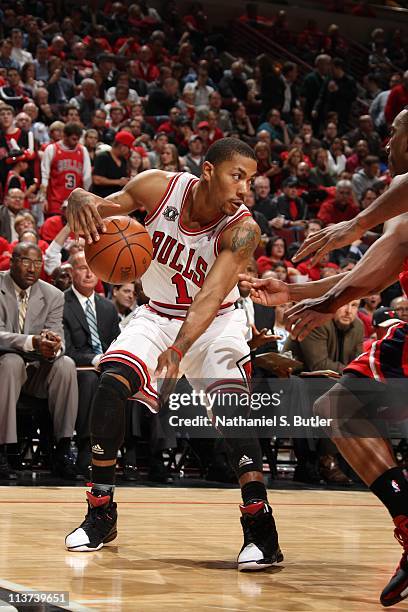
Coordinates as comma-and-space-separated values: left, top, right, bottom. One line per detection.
99, 171, 252, 409
142, 171, 251, 317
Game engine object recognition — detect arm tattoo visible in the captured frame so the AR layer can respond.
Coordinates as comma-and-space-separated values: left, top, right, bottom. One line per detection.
230, 225, 259, 259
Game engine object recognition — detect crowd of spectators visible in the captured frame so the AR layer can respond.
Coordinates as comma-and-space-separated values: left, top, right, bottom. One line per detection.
1, 0, 408, 486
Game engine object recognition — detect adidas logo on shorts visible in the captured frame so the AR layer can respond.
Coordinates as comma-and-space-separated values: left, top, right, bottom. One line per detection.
92, 444, 104, 455
238, 455, 253, 468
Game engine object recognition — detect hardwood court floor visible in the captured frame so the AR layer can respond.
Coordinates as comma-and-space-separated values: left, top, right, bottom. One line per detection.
0, 487, 404, 612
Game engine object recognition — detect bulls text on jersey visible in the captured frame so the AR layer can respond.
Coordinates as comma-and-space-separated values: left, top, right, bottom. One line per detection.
152, 230, 207, 290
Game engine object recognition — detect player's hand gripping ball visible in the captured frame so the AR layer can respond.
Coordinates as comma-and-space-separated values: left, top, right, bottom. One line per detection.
84, 216, 153, 283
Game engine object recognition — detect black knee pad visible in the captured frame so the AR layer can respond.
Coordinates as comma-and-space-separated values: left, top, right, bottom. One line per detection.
90, 372, 138, 461
99, 360, 141, 396
210, 390, 263, 477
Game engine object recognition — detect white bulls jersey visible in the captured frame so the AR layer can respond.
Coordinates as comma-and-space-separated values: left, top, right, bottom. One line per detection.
142, 171, 251, 318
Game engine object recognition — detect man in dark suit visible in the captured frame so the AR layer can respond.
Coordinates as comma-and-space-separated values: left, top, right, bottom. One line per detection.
0, 188, 25, 242
63, 251, 120, 475
0, 242, 78, 478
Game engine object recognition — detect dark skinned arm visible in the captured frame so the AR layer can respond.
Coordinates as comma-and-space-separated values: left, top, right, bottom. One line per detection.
294, 174, 408, 264
238, 272, 348, 308
285, 214, 408, 339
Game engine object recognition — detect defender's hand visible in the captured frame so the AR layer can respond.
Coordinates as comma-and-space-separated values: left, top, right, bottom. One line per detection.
284, 298, 335, 340
293, 219, 363, 265
67, 188, 120, 243
238, 275, 290, 307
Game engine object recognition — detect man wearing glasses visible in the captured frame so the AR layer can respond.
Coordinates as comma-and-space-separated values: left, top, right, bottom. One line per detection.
0, 242, 78, 479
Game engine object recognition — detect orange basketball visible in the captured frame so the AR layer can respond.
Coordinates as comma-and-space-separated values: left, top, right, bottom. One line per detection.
84, 216, 153, 284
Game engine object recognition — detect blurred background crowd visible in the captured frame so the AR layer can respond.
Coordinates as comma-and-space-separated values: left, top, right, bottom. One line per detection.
0, 0, 408, 488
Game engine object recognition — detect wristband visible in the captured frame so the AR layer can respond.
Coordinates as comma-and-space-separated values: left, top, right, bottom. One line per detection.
169, 345, 183, 361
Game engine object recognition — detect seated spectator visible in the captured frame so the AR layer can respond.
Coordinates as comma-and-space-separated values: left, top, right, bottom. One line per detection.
0, 188, 25, 242
285, 300, 363, 372
129, 148, 146, 178
157, 107, 184, 146
106, 103, 126, 132
351, 155, 381, 200
69, 78, 104, 128
181, 134, 205, 177
281, 148, 307, 180
188, 65, 215, 107
257, 236, 297, 275
105, 73, 140, 104
299, 122, 321, 158
257, 108, 290, 147
145, 76, 179, 116
254, 141, 281, 185
390, 296, 408, 322
0, 67, 31, 112
345, 139, 369, 174
63, 251, 121, 476
51, 263, 72, 292
147, 132, 169, 168
269, 177, 308, 230
317, 180, 360, 225
132, 45, 160, 83
218, 61, 249, 102
10, 28, 33, 68
232, 102, 255, 142
158, 143, 182, 172
244, 189, 270, 236
196, 90, 232, 134
311, 148, 336, 187
92, 130, 133, 198
90, 109, 115, 145
0, 39, 19, 71
47, 57, 75, 105
0, 242, 78, 479
253, 175, 275, 220
345, 114, 382, 156
296, 161, 319, 191
327, 138, 347, 178
4, 148, 38, 205
111, 283, 136, 327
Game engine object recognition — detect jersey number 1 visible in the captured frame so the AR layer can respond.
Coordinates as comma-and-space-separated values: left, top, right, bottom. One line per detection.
171, 273, 193, 305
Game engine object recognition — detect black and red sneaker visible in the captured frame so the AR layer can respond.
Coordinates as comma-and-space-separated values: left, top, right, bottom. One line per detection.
380, 515, 408, 607
237, 501, 283, 571
65, 490, 117, 552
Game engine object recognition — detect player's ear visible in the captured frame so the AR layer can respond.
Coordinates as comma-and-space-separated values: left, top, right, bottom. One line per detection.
201, 160, 214, 182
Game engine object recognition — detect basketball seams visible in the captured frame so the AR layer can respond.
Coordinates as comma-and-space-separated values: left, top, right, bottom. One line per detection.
85, 217, 153, 283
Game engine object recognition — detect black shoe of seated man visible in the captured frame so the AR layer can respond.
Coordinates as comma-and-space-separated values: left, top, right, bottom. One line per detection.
53, 451, 81, 480
122, 464, 141, 482
293, 460, 324, 485
76, 447, 92, 478
0, 452, 17, 480
148, 458, 173, 484
206, 457, 237, 484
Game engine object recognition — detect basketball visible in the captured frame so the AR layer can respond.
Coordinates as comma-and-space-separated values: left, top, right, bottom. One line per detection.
84, 216, 153, 284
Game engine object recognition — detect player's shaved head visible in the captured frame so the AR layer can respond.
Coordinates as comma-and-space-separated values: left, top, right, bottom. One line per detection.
205, 137, 257, 166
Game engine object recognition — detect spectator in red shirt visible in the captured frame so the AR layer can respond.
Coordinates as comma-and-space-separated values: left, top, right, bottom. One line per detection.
345, 139, 369, 174
318, 180, 360, 225
384, 69, 408, 125
132, 45, 160, 83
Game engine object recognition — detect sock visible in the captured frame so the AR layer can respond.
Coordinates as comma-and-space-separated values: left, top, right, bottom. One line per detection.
370, 467, 408, 518
241, 480, 268, 506
91, 463, 116, 490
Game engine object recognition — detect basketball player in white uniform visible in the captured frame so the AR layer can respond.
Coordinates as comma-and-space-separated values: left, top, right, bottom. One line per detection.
65, 138, 283, 571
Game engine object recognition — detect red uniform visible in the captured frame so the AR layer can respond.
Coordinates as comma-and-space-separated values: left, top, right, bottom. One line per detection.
47, 143, 85, 214
344, 261, 408, 382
